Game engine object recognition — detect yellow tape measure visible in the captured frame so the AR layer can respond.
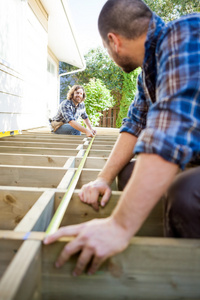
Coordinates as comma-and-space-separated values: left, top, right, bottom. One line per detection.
46, 136, 95, 235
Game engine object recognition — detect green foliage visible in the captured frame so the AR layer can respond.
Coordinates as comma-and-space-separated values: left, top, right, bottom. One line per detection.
83, 78, 114, 126
116, 68, 141, 128
145, 0, 200, 22
76, 47, 124, 93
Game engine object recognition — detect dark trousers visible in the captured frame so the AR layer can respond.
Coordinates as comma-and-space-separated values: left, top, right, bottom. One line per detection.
117, 160, 200, 238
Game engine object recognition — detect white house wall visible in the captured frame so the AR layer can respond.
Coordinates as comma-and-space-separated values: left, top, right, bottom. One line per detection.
0, 0, 50, 132
0, 0, 25, 132
47, 53, 59, 119
22, 3, 48, 129
0, 0, 85, 133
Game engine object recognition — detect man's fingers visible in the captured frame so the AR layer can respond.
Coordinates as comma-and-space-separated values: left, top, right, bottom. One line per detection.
87, 254, 105, 275
55, 240, 83, 268
79, 184, 99, 206
73, 248, 94, 276
91, 201, 99, 211
100, 188, 111, 207
44, 224, 84, 244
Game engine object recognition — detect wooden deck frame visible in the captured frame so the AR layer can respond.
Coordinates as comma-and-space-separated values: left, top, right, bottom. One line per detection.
0, 130, 200, 299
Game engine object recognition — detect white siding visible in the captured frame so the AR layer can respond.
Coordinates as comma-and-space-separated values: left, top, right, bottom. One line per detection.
0, 0, 50, 132
47, 55, 59, 118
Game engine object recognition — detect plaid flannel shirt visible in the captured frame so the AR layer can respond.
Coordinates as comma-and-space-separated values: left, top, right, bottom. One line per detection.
120, 12, 200, 169
52, 100, 88, 123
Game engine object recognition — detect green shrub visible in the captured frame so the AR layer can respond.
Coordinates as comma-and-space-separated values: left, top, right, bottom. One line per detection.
83, 78, 114, 126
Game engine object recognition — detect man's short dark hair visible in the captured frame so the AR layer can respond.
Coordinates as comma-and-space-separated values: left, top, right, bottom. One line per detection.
98, 0, 152, 42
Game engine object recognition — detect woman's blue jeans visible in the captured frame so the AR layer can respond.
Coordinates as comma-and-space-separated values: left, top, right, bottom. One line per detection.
54, 124, 81, 135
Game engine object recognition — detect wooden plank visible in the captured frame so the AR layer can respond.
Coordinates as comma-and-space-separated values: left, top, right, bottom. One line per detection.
76, 144, 83, 150
20, 133, 85, 141
0, 239, 23, 280
57, 169, 76, 189
76, 149, 85, 157
0, 141, 81, 149
0, 240, 41, 300
93, 137, 117, 142
0, 146, 79, 156
0, 166, 66, 188
56, 191, 163, 237
88, 149, 111, 158
0, 189, 43, 230
91, 140, 116, 145
75, 170, 117, 190
75, 157, 107, 169
0, 137, 85, 143
63, 157, 76, 169
42, 237, 200, 299
15, 190, 55, 232
0, 153, 70, 167
0, 230, 45, 241
83, 144, 114, 150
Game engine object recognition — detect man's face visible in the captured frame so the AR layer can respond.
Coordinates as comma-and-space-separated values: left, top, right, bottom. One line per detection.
103, 40, 139, 73
73, 88, 84, 105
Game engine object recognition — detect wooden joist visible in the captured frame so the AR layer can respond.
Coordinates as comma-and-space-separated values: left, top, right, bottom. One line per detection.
0, 129, 199, 299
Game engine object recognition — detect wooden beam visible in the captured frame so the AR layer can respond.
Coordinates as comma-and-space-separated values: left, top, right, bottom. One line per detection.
55, 191, 163, 237
88, 149, 112, 158
0, 240, 41, 300
0, 153, 70, 167
0, 146, 79, 156
14, 190, 55, 232
63, 157, 76, 169
0, 239, 23, 279
83, 144, 114, 150
0, 141, 82, 149
57, 169, 76, 189
0, 189, 43, 230
75, 170, 117, 190
75, 157, 107, 169
42, 237, 200, 299
0, 166, 67, 188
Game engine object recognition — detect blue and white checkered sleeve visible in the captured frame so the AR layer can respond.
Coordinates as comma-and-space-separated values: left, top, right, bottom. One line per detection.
135, 16, 200, 169
60, 101, 75, 123
120, 71, 149, 137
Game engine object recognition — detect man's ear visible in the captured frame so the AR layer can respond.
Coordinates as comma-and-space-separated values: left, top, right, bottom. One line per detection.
107, 33, 120, 52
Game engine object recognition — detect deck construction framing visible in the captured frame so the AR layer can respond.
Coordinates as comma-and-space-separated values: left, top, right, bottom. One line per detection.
0, 128, 199, 299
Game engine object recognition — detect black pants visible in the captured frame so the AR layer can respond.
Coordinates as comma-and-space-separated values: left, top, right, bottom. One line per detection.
117, 160, 200, 238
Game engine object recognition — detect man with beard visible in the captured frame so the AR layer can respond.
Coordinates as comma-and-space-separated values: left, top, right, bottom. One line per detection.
44, 0, 200, 276
50, 85, 96, 137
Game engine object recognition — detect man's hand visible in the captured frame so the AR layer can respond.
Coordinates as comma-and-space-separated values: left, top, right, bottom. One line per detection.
78, 178, 112, 210
43, 217, 131, 276
91, 128, 97, 135
85, 129, 94, 137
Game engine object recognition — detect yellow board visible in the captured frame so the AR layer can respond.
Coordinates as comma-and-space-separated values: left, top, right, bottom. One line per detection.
0, 130, 21, 138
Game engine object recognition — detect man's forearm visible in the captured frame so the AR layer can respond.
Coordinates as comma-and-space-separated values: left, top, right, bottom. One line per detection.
84, 118, 92, 130
69, 120, 88, 134
98, 132, 137, 185
112, 153, 179, 238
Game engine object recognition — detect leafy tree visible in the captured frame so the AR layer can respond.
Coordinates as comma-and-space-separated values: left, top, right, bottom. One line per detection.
116, 68, 141, 128
83, 78, 114, 126
76, 47, 124, 93
145, 0, 200, 22
59, 48, 124, 102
